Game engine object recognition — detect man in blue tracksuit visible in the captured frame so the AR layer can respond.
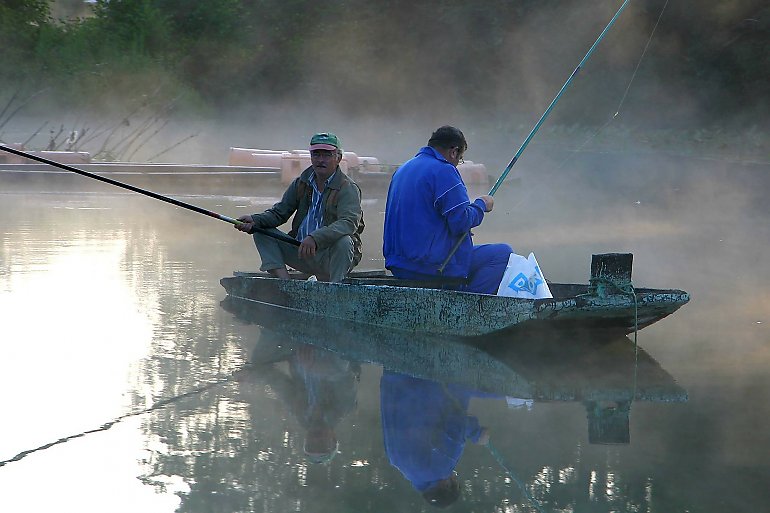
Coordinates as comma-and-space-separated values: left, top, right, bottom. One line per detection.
383, 126, 512, 294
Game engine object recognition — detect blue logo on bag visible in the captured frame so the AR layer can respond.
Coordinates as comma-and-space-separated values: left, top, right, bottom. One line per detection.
507, 267, 544, 295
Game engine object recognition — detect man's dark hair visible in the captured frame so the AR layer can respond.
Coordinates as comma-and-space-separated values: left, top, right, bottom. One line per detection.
421, 475, 461, 508
428, 126, 467, 153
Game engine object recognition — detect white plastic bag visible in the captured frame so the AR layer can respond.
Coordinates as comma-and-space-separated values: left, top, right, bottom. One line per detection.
496, 252, 553, 299
506, 397, 534, 410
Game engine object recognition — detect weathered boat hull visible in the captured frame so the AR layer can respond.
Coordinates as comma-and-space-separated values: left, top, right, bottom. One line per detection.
219, 271, 689, 338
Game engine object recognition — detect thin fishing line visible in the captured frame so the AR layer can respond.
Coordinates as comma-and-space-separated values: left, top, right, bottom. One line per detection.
486, 441, 548, 513
440, 0, 635, 272
555, 0, 670, 170
507, 0, 669, 212
436, 382, 547, 511
614, 0, 670, 118
544, 0, 665, 400
0, 367, 247, 468
584, 275, 640, 399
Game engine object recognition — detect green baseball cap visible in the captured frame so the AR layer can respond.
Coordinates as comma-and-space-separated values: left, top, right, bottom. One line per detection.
309, 132, 340, 151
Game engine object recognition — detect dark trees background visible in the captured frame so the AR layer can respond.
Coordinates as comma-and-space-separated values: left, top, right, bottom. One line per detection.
1, 0, 768, 128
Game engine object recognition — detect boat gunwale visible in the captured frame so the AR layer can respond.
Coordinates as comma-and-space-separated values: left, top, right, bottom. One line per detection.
225, 272, 690, 305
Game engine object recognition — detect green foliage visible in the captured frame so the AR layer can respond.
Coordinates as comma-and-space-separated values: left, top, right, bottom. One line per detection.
0, 0, 767, 126
91, 0, 173, 56
0, 0, 53, 77
0, 0, 50, 31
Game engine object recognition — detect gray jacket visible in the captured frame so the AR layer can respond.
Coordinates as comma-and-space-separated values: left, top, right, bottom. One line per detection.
250, 166, 365, 265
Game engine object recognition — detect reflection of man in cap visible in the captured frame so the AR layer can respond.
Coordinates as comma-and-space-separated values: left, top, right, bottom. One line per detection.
239, 335, 360, 465
235, 133, 364, 282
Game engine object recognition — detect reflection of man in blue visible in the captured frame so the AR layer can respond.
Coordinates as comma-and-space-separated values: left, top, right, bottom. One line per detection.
380, 371, 490, 508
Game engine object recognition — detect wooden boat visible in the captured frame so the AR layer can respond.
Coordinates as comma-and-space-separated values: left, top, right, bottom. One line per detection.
220, 253, 690, 338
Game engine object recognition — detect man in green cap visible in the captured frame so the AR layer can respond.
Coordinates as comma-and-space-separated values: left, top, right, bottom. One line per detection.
235, 132, 364, 282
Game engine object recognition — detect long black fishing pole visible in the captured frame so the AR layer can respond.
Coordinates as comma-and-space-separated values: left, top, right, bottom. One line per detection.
438, 0, 633, 273
0, 144, 300, 246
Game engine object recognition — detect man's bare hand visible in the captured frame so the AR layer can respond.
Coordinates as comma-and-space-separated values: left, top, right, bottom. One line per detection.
478, 195, 494, 212
476, 427, 490, 446
235, 215, 255, 233
298, 235, 317, 259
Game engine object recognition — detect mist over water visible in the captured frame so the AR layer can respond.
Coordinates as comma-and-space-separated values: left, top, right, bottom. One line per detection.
4, 1, 768, 166
2, 1, 769, 511
2, 144, 769, 512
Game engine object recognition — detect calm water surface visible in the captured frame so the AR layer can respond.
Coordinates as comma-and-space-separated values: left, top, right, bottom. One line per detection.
1, 153, 768, 512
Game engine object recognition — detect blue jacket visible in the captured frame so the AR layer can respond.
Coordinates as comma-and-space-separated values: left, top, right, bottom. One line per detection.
380, 372, 485, 491
383, 146, 486, 277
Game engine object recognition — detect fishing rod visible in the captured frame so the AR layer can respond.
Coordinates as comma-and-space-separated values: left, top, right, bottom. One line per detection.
438, 0, 633, 273
0, 144, 300, 246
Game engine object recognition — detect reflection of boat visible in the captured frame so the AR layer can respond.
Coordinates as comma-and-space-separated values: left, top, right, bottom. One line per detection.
221, 295, 687, 404
221, 253, 689, 338
221, 295, 686, 444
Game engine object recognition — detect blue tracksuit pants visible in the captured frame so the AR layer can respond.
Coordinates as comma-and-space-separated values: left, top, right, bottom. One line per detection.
392, 243, 512, 295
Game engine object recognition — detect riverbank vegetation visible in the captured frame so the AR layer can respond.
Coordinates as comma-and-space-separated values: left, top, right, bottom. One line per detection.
1, 0, 767, 160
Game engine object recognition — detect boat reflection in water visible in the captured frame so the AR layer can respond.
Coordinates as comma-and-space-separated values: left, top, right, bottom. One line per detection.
215, 295, 687, 510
